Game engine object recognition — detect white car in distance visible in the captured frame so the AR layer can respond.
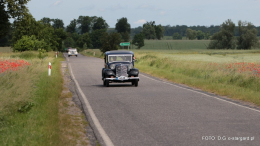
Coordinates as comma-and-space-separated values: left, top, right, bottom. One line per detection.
68, 49, 78, 57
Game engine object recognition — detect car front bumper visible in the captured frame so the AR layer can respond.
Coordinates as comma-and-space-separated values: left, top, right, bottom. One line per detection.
104, 76, 139, 81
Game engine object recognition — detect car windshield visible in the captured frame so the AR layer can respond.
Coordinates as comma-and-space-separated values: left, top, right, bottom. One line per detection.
70, 49, 77, 52
108, 55, 132, 63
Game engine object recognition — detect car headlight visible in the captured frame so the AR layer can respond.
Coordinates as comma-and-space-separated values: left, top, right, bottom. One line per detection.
110, 64, 115, 69
128, 64, 133, 71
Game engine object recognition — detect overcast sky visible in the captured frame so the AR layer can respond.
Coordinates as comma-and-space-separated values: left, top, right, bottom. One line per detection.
27, 0, 260, 28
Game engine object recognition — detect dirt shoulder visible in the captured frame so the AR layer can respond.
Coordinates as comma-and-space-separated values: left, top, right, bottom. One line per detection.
59, 61, 97, 146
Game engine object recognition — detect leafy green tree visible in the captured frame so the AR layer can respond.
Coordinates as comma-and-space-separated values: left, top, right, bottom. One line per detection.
37, 24, 58, 51
83, 43, 88, 50
77, 16, 92, 34
67, 32, 80, 44
120, 32, 130, 42
66, 19, 77, 33
90, 29, 106, 48
115, 17, 131, 33
196, 30, 205, 40
172, 32, 182, 40
208, 19, 236, 49
186, 28, 197, 40
115, 17, 131, 41
92, 17, 109, 31
12, 13, 67, 51
76, 33, 92, 48
54, 28, 67, 51
52, 19, 64, 29
143, 21, 155, 27
142, 25, 156, 40
237, 21, 258, 49
142, 21, 156, 40
100, 32, 121, 53
204, 32, 211, 40
13, 35, 47, 51
41, 17, 52, 25
12, 13, 41, 46
132, 33, 144, 49
2, 0, 30, 20
0, 2, 10, 39
154, 24, 164, 40
64, 37, 75, 48
131, 26, 143, 36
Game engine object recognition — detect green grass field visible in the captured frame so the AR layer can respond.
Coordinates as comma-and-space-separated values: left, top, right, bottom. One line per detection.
131, 39, 260, 51
130, 40, 260, 105
131, 40, 210, 50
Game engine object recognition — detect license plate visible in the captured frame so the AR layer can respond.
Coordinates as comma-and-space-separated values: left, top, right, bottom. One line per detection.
117, 76, 126, 80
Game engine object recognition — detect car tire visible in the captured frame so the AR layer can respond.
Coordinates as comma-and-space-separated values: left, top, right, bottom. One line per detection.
134, 80, 138, 87
68, 55, 70, 57
76, 55, 78, 57
105, 80, 109, 87
103, 79, 106, 86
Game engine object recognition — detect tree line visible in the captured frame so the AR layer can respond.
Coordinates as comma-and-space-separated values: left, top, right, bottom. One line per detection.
208, 19, 259, 50
0, 1, 259, 51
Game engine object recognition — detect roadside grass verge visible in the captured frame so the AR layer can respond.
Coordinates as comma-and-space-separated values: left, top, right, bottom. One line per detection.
0, 51, 66, 145
134, 52, 260, 106
58, 63, 89, 146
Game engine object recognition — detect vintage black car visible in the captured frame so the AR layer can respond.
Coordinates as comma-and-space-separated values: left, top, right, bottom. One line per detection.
102, 51, 139, 87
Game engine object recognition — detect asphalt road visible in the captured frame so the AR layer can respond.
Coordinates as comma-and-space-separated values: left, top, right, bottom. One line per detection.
65, 53, 260, 146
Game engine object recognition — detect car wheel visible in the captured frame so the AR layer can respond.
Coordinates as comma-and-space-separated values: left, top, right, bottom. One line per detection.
103, 79, 106, 86
131, 81, 135, 85
68, 55, 70, 57
76, 55, 78, 57
134, 80, 138, 87
105, 80, 109, 87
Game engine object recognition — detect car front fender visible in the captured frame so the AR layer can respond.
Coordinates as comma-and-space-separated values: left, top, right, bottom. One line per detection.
104, 69, 115, 77
129, 68, 139, 76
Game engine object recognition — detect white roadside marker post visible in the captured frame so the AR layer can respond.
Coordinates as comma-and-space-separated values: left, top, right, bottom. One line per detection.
55, 52, 57, 58
48, 62, 51, 76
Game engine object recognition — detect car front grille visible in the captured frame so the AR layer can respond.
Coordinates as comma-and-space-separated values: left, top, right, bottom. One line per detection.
116, 64, 128, 77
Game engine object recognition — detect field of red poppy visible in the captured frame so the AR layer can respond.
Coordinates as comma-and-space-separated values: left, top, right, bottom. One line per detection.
0, 59, 31, 73
209, 62, 260, 78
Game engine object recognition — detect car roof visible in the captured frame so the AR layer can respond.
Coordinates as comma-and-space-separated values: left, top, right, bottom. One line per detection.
105, 50, 134, 55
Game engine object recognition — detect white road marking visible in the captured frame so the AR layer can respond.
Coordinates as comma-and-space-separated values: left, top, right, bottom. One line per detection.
68, 63, 114, 146
140, 74, 260, 114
